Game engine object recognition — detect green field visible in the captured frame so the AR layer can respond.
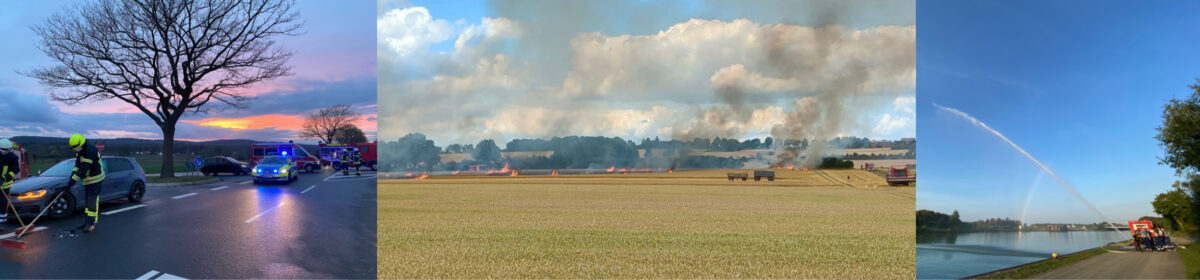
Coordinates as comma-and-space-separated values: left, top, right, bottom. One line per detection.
29, 155, 205, 175
378, 170, 915, 278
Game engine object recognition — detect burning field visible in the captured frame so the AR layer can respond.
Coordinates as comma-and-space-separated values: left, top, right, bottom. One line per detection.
377, 170, 915, 278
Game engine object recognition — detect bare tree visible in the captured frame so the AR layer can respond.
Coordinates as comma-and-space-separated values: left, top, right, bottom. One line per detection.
300, 105, 361, 144
25, 0, 302, 178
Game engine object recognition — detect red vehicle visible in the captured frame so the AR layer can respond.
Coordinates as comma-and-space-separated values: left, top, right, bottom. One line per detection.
1129, 220, 1154, 235
355, 141, 377, 171
251, 142, 321, 173
318, 143, 355, 167
886, 165, 915, 186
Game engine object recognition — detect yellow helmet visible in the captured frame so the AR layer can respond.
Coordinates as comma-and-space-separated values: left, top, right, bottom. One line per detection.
69, 133, 86, 149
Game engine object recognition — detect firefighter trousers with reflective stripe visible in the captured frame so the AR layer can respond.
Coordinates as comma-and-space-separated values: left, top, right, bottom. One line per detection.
82, 182, 101, 229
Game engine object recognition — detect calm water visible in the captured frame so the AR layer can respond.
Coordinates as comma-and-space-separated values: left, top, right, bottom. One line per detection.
916, 231, 1129, 279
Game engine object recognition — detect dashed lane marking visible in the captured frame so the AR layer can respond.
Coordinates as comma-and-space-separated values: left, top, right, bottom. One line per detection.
244, 202, 285, 224
210, 186, 228, 191
135, 271, 159, 280
171, 193, 197, 199
102, 204, 145, 215
300, 185, 317, 194
136, 270, 188, 280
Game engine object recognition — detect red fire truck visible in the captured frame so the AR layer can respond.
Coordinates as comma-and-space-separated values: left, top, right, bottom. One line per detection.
886, 165, 915, 186
251, 142, 321, 173
318, 143, 355, 169
356, 141, 377, 171
1128, 220, 1154, 235
317, 141, 377, 171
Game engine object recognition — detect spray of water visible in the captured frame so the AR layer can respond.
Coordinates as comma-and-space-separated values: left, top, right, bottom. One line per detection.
934, 104, 1113, 223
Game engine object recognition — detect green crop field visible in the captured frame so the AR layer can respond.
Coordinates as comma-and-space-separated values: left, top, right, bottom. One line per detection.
378, 170, 915, 279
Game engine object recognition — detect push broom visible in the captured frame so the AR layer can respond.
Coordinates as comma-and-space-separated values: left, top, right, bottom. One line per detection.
0, 189, 68, 250
0, 188, 31, 249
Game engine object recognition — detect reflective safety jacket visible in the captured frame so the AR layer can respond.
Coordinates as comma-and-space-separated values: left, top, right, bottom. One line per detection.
351, 152, 361, 163
0, 152, 19, 190
69, 143, 104, 187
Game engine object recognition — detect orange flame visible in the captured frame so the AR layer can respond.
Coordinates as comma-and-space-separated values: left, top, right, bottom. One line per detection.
668, 168, 674, 173
405, 172, 414, 177
415, 173, 429, 180
500, 163, 510, 173
510, 170, 519, 177
451, 170, 461, 175
606, 166, 615, 173
551, 170, 559, 176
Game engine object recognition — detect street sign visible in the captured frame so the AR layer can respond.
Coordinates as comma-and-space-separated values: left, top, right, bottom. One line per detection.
96, 141, 105, 152
194, 157, 203, 168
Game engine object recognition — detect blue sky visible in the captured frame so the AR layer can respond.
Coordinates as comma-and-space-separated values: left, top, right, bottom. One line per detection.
377, 0, 916, 147
0, 1, 376, 142
917, 1, 1200, 223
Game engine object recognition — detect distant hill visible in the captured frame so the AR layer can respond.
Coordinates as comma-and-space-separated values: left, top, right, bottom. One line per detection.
11, 136, 318, 162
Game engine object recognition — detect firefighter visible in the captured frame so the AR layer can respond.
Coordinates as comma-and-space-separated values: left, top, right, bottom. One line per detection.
352, 148, 362, 176
0, 138, 20, 227
66, 133, 103, 233
340, 150, 351, 176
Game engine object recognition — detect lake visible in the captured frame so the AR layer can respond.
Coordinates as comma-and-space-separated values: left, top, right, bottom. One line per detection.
916, 231, 1129, 279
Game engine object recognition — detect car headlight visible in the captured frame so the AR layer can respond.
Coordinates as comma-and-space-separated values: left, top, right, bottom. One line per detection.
279, 168, 288, 174
17, 189, 47, 200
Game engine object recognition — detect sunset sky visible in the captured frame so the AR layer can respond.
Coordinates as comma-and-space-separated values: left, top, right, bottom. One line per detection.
0, 0, 377, 143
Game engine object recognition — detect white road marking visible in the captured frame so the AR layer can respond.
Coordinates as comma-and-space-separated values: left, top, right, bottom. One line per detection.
102, 204, 145, 215
156, 273, 187, 280
0, 226, 47, 239
171, 193, 197, 199
300, 185, 317, 194
244, 202, 285, 223
210, 186, 228, 191
135, 270, 160, 280
240, 180, 253, 185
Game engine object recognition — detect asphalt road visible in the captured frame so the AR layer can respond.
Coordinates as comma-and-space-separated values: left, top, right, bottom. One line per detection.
1034, 249, 1186, 279
0, 168, 377, 279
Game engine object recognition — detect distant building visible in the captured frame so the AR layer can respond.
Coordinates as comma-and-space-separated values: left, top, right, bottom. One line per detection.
870, 141, 893, 148
900, 138, 916, 143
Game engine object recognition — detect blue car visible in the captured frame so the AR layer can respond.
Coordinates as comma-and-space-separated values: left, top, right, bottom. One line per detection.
8, 156, 148, 219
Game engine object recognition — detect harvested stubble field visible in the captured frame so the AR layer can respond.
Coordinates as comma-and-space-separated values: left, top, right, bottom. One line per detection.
378, 169, 915, 279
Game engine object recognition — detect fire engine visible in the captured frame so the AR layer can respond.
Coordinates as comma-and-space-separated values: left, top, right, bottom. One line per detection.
356, 141, 377, 171
318, 143, 355, 169
318, 141, 377, 171
1128, 220, 1154, 235
251, 142, 320, 173
886, 165, 915, 186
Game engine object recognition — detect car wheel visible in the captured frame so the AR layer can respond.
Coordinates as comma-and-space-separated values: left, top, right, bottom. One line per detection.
305, 164, 316, 173
370, 163, 377, 171
127, 181, 146, 203
47, 190, 76, 219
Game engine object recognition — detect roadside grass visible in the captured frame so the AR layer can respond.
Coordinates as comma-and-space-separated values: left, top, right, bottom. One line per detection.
1179, 243, 1200, 279
29, 155, 196, 176
973, 247, 1109, 279
378, 172, 915, 279
146, 175, 212, 184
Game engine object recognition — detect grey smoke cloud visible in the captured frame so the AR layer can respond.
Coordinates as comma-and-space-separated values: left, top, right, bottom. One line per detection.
377, 1, 914, 151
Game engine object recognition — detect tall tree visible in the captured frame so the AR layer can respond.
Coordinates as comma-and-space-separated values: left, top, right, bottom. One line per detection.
301, 105, 361, 143
1156, 80, 1200, 175
473, 139, 501, 163
26, 0, 301, 178
332, 124, 368, 144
